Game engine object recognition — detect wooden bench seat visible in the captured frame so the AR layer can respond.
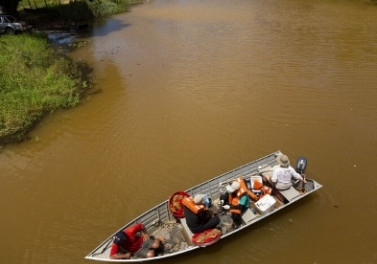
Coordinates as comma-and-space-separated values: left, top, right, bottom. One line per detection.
179, 218, 194, 246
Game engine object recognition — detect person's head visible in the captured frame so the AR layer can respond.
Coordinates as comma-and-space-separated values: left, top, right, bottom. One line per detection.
113, 230, 127, 245
226, 181, 240, 193
193, 194, 211, 207
278, 155, 290, 168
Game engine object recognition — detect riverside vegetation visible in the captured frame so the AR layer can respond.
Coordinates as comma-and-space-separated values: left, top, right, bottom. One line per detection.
0, 34, 91, 146
0, 0, 141, 146
19, 0, 141, 28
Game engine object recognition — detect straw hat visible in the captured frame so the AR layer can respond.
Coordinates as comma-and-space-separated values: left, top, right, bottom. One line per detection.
278, 155, 290, 167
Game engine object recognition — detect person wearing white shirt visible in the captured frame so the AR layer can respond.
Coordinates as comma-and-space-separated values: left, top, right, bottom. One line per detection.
271, 155, 306, 190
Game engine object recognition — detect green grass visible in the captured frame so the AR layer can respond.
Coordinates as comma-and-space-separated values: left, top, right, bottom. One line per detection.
0, 0, 142, 146
0, 34, 91, 145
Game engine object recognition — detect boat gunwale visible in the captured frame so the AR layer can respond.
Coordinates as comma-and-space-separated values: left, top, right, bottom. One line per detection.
85, 151, 323, 262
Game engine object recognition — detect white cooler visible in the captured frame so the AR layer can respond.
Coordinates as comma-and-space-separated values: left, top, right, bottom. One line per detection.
255, 194, 276, 215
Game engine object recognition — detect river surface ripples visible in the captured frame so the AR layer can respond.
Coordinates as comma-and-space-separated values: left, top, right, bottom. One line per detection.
1, 0, 377, 263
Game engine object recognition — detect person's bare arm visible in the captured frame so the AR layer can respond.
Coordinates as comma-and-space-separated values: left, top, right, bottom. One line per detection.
110, 252, 132, 259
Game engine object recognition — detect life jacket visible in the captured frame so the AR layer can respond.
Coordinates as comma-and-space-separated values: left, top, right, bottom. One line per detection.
182, 197, 205, 214
235, 177, 259, 201
250, 177, 272, 198
261, 185, 272, 195
229, 193, 242, 215
228, 177, 257, 215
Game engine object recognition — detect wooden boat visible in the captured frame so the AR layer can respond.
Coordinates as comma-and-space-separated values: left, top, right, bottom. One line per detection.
85, 151, 322, 262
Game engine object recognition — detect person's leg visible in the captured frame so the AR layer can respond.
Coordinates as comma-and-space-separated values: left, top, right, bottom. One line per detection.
134, 238, 154, 258
146, 249, 155, 258
146, 237, 165, 257
232, 213, 242, 227
201, 215, 220, 231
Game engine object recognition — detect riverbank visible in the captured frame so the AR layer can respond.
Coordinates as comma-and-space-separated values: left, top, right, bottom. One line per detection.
0, 0, 144, 147
20, 0, 142, 31
0, 34, 92, 146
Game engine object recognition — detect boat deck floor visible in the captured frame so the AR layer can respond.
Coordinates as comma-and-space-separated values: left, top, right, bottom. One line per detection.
151, 193, 286, 255
152, 221, 191, 254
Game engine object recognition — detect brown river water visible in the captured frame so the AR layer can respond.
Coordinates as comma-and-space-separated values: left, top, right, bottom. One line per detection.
1, 0, 377, 263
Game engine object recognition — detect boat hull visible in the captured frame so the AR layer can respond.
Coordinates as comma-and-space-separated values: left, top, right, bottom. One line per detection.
85, 151, 322, 262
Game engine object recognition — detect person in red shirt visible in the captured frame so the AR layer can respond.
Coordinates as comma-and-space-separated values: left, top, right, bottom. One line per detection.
109, 223, 165, 259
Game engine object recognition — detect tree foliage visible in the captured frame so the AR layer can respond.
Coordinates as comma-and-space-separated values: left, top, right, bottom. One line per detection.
0, 0, 21, 15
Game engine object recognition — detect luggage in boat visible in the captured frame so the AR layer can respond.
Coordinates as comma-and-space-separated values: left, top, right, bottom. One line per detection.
249, 176, 272, 198
255, 194, 276, 215
250, 176, 263, 195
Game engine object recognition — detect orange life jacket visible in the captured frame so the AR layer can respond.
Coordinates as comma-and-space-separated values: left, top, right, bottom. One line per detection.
182, 197, 205, 214
229, 193, 242, 215
227, 177, 258, 215
235, 177, 259, 201
261, 185, 272, 195
252, 179, 263, 190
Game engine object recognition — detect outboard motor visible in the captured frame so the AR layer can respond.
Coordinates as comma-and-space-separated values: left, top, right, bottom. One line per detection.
295, 156, 307, 174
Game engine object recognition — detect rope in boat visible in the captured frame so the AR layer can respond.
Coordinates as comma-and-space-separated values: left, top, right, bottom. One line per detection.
91, 237, 114, 257
159, 220, 184, 253
161, 220, 177, 230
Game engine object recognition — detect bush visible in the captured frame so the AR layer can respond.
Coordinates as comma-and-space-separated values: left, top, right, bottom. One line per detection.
21, 0, 139, 24
0, 34, 91, 145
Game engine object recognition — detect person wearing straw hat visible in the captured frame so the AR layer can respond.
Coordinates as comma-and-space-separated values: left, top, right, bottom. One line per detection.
271, 155, 306, 190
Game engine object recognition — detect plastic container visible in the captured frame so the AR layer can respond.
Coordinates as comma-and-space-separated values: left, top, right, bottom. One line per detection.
255, 194, 276, 215
250, 176, 263, 193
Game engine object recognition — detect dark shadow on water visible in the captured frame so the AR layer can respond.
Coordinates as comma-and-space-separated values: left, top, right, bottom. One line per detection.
44, 19, 131, 48
90, 18, 132, 37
